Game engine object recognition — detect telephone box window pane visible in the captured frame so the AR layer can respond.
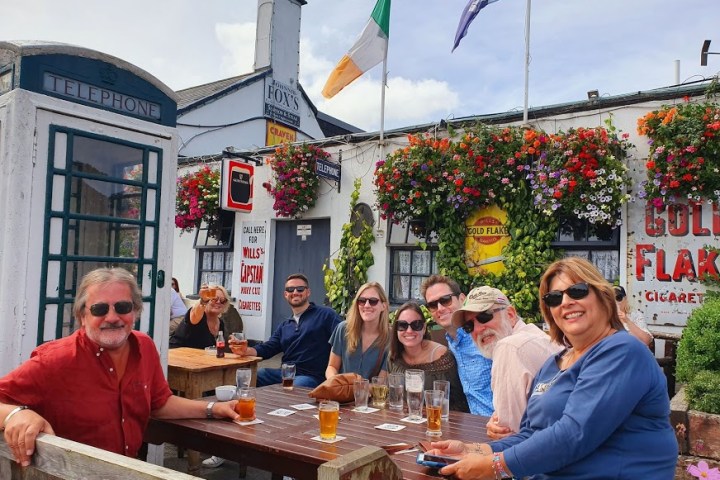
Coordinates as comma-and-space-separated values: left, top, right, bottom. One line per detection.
53, 133, 67, 169
66, 219, 140, 258
69, 177, 142, 221
72, 136, 142, 180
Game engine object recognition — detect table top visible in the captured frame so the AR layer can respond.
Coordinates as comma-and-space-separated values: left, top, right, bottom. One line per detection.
146, 384, 489, 479
168, 347, 261, 372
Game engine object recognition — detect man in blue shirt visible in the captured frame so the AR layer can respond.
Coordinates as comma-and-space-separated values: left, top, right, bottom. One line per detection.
421, 275, 493, 416
246, 273, 341, 388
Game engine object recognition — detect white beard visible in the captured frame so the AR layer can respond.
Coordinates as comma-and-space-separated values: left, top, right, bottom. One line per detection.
474, 319, 514, 359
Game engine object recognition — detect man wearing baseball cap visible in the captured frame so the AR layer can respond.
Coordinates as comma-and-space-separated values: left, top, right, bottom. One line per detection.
451, 286, 561, 439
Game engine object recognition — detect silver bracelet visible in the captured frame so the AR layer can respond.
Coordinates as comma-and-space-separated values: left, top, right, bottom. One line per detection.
206, 401, 216, 419
2, 405, 28, 431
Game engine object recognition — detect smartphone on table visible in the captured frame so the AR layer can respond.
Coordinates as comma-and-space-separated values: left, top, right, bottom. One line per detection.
416, 452, 459, 469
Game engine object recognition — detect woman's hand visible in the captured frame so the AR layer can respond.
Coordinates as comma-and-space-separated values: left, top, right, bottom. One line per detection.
427, 439, 467, 457
486, 412, 513, 440
439, 452, 495, 479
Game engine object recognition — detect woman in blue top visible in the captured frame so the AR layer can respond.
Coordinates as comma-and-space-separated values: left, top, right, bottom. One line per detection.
326, 282, 390, 380
429, 257, 677, 479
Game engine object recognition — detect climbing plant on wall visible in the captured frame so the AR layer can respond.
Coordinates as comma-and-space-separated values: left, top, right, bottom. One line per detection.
323, 179, 376, 316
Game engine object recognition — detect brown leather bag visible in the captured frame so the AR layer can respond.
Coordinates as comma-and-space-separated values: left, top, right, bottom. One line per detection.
308, 373, 363, 403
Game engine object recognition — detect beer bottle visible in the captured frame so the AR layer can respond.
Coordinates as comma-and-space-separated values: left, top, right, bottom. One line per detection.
216, 331, 225, 358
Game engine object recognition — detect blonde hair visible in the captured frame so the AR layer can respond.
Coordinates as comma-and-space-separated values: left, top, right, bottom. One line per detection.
209, 284, 232, 315
345, 282, 390, 354
538, 257, 623, 345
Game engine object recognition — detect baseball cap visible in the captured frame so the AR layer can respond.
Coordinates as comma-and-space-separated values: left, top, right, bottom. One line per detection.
450, 286, 509, 327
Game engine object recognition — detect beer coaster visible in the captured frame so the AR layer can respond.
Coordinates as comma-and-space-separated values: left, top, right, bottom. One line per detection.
375, 423, 406, 431
400, 416, 427, 424
233, 418, 264, 426
267, 408, 296, 417
352, 406, 379, 413
310, 435, 346, 444
291, 403, 317, 410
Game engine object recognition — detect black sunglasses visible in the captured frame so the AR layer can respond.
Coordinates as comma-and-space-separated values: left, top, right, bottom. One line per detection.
88, 301, 134, 317
614, 287, 626, 302
426, 293, 457, 311
542, 282, 590, 307
396, 319, 425, 332
285, 286, 307, 293
357, 297, 381, 306
461, 307, 506, 333
210, 297, 229, 304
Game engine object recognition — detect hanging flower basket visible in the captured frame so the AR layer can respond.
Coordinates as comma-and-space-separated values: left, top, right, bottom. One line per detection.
263, 143, 327, 218
175, 165, 221, 234
637, 99, 720, 207
527, 125, 633, 227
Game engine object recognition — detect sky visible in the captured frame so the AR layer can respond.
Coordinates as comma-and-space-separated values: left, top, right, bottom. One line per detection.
2, 0, 718, 132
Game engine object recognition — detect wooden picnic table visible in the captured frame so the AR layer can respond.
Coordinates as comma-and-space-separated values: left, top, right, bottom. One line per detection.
145, 384, 490, 479
166, 347, 262, 471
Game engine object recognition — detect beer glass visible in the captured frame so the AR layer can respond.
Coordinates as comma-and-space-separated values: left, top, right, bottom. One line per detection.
281, 363, 296, 390
229, 332, 248, 356
405, 369, 425, 420
318, 400, 340, 440
235, 387, 256, 422
424, 389, 444, 436
387, 373, 405, 411
433, 379, 450, 420
370, 376, 388, 408
353, 378, 370, 409
199, 285, 217, 302
236, 368, 252, 391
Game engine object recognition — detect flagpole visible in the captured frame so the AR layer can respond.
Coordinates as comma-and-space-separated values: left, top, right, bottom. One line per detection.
379, 53, 388, 144
522, 0, 531, 124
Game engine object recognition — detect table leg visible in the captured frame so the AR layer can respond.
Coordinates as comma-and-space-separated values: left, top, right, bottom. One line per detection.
185, 384, 203, 473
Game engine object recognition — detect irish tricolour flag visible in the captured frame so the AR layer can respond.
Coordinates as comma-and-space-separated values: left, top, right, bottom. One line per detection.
322, 0, 391, 99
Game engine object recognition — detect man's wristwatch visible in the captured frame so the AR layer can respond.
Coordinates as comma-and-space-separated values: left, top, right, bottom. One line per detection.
206, 401, 216, 419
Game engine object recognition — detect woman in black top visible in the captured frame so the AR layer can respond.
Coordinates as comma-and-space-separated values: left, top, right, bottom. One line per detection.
170, 284, 231, 349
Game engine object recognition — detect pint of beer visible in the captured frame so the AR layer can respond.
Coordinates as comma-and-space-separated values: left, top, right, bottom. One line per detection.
235, 387, 256, 422
370, 376, 388, 408
424, 389, 443, 436
230, 332, 248, 356
281, 363, 296, 390
318, 400, 340, 440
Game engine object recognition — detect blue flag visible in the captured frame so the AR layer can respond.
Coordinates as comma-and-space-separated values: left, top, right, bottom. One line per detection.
452, 0, 500, 52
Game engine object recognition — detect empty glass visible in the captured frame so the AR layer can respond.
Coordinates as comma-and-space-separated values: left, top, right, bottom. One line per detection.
353, 378, 370, 410
236, 368, 252, 391
433, 379, 450, 420
405, 369, 425, 420
281, 363, 296, 390
387, 373, 405, 411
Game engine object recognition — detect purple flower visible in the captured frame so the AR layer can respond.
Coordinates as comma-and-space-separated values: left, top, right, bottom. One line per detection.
687, 461, 720, 480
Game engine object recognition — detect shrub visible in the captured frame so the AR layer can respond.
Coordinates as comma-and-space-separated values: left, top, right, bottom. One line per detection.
676, 295, 720, 412
685, 370, 720, 414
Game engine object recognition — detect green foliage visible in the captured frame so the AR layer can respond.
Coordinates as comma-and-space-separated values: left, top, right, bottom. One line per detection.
676, 296, 720, 383
323, 179, 375, 316
685, 370, 720, 414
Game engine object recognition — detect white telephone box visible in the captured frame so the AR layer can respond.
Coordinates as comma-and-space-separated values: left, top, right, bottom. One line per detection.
0, 41, 178, 374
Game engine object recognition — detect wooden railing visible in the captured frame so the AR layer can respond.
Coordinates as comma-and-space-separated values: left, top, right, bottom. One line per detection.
650, 330, 683, 399
318, 446, 402, 480
0, 433, 200, 480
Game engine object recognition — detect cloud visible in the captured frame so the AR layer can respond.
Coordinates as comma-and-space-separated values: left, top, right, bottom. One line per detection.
215, 22, 257, 78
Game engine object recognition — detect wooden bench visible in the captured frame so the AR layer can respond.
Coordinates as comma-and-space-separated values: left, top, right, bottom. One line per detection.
318, 446, 402, 480
0, 433, 200, 480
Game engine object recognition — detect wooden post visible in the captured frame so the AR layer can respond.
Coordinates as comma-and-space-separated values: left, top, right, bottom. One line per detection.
317, 446, 402, 480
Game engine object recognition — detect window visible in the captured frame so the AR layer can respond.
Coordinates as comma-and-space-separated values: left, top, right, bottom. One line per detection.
552, 217, 620, 282
194, 209, 235, 294
387, 221, 438, 304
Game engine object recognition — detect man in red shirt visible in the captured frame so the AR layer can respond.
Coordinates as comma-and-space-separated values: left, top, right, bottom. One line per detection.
0, 268, 239, 467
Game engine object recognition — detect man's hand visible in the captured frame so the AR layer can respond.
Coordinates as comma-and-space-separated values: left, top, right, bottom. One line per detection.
486, 412, 513, 440
3, 409, 55, 467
